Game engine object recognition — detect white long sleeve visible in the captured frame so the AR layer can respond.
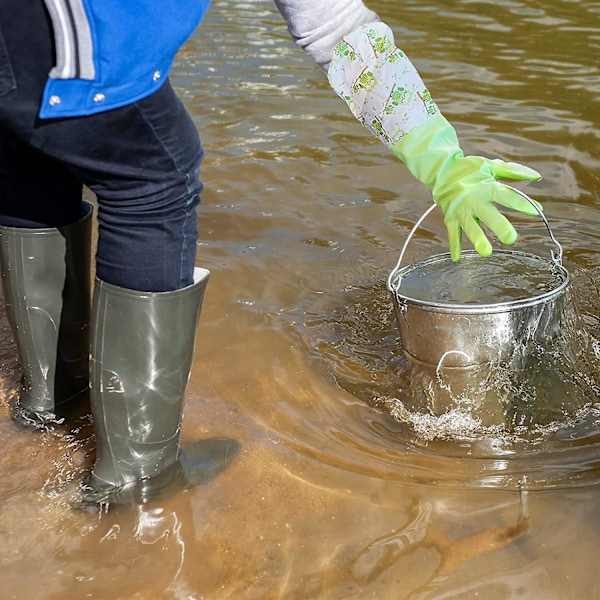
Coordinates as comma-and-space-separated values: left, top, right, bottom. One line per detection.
273, 0, 379, 71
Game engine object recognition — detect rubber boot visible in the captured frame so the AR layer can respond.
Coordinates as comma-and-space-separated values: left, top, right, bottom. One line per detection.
81, 268, 239, 508
0, 203, 93, 429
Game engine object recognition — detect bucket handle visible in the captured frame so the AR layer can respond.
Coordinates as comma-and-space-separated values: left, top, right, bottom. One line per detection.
387, 187, 563, 294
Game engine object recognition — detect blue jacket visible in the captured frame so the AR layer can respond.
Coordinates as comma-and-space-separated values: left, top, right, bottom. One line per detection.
40, 0, 211, 119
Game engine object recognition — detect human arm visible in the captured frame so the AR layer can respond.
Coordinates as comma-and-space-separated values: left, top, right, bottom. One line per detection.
274, 5, 542, 261
273, 0, 379, 71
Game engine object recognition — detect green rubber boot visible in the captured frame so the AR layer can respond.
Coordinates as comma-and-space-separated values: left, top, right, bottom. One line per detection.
0, 204, 93, 429
81, 268, 239, 508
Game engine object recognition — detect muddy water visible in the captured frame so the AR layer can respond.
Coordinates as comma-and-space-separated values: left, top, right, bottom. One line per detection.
1, 0, 600, 598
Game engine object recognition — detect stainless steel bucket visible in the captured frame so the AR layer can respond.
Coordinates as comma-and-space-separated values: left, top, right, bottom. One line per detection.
387, 190, 573, 368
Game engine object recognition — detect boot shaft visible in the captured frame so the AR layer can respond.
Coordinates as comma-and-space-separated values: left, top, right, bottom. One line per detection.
0, 204, 93, 426
89, 268, 210, 487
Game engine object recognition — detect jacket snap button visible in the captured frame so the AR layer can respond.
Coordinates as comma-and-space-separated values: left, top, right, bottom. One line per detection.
93, 93, 106, 103
153, 70, 161, 81
49, 95, 61, 106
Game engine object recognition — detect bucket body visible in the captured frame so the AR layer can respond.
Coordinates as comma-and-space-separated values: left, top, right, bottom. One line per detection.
389, 250, 573, 367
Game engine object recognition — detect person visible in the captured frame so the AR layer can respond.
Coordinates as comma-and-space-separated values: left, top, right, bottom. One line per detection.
0, 0, 541, 508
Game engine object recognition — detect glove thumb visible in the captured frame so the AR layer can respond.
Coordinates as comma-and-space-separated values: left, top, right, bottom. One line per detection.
487, 158, 542, 182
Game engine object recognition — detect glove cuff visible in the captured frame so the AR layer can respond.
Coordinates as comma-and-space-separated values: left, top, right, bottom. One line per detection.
391, 114, 464, 190
328, 22, 439, 148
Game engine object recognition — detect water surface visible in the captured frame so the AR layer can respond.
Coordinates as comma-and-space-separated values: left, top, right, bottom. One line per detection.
1, 0, 600, 598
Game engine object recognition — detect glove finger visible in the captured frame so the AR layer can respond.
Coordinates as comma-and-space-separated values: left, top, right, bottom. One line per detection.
491, 185, 542, 217
487, 158, 542, 182
460, 216, 493, 258
445, 220, 463, 263
474, 203, 518, 245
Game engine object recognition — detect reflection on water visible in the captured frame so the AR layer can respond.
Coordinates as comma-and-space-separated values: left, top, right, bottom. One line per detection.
1, 0, 600, 598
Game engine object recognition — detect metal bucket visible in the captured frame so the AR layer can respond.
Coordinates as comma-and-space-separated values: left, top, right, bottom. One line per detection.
387, 189, 574, 368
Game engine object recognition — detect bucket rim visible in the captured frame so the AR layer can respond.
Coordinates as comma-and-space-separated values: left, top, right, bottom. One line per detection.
388, 249, 570, 314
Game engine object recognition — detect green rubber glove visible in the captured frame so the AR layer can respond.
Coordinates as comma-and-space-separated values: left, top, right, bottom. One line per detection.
328, 21, 542, 262
391, 114, 542, 262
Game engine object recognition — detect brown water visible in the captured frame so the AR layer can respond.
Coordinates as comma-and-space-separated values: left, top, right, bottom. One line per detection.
2, 0, 600, 598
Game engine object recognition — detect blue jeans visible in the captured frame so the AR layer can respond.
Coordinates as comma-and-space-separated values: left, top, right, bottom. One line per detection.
0, 0, 202, 292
